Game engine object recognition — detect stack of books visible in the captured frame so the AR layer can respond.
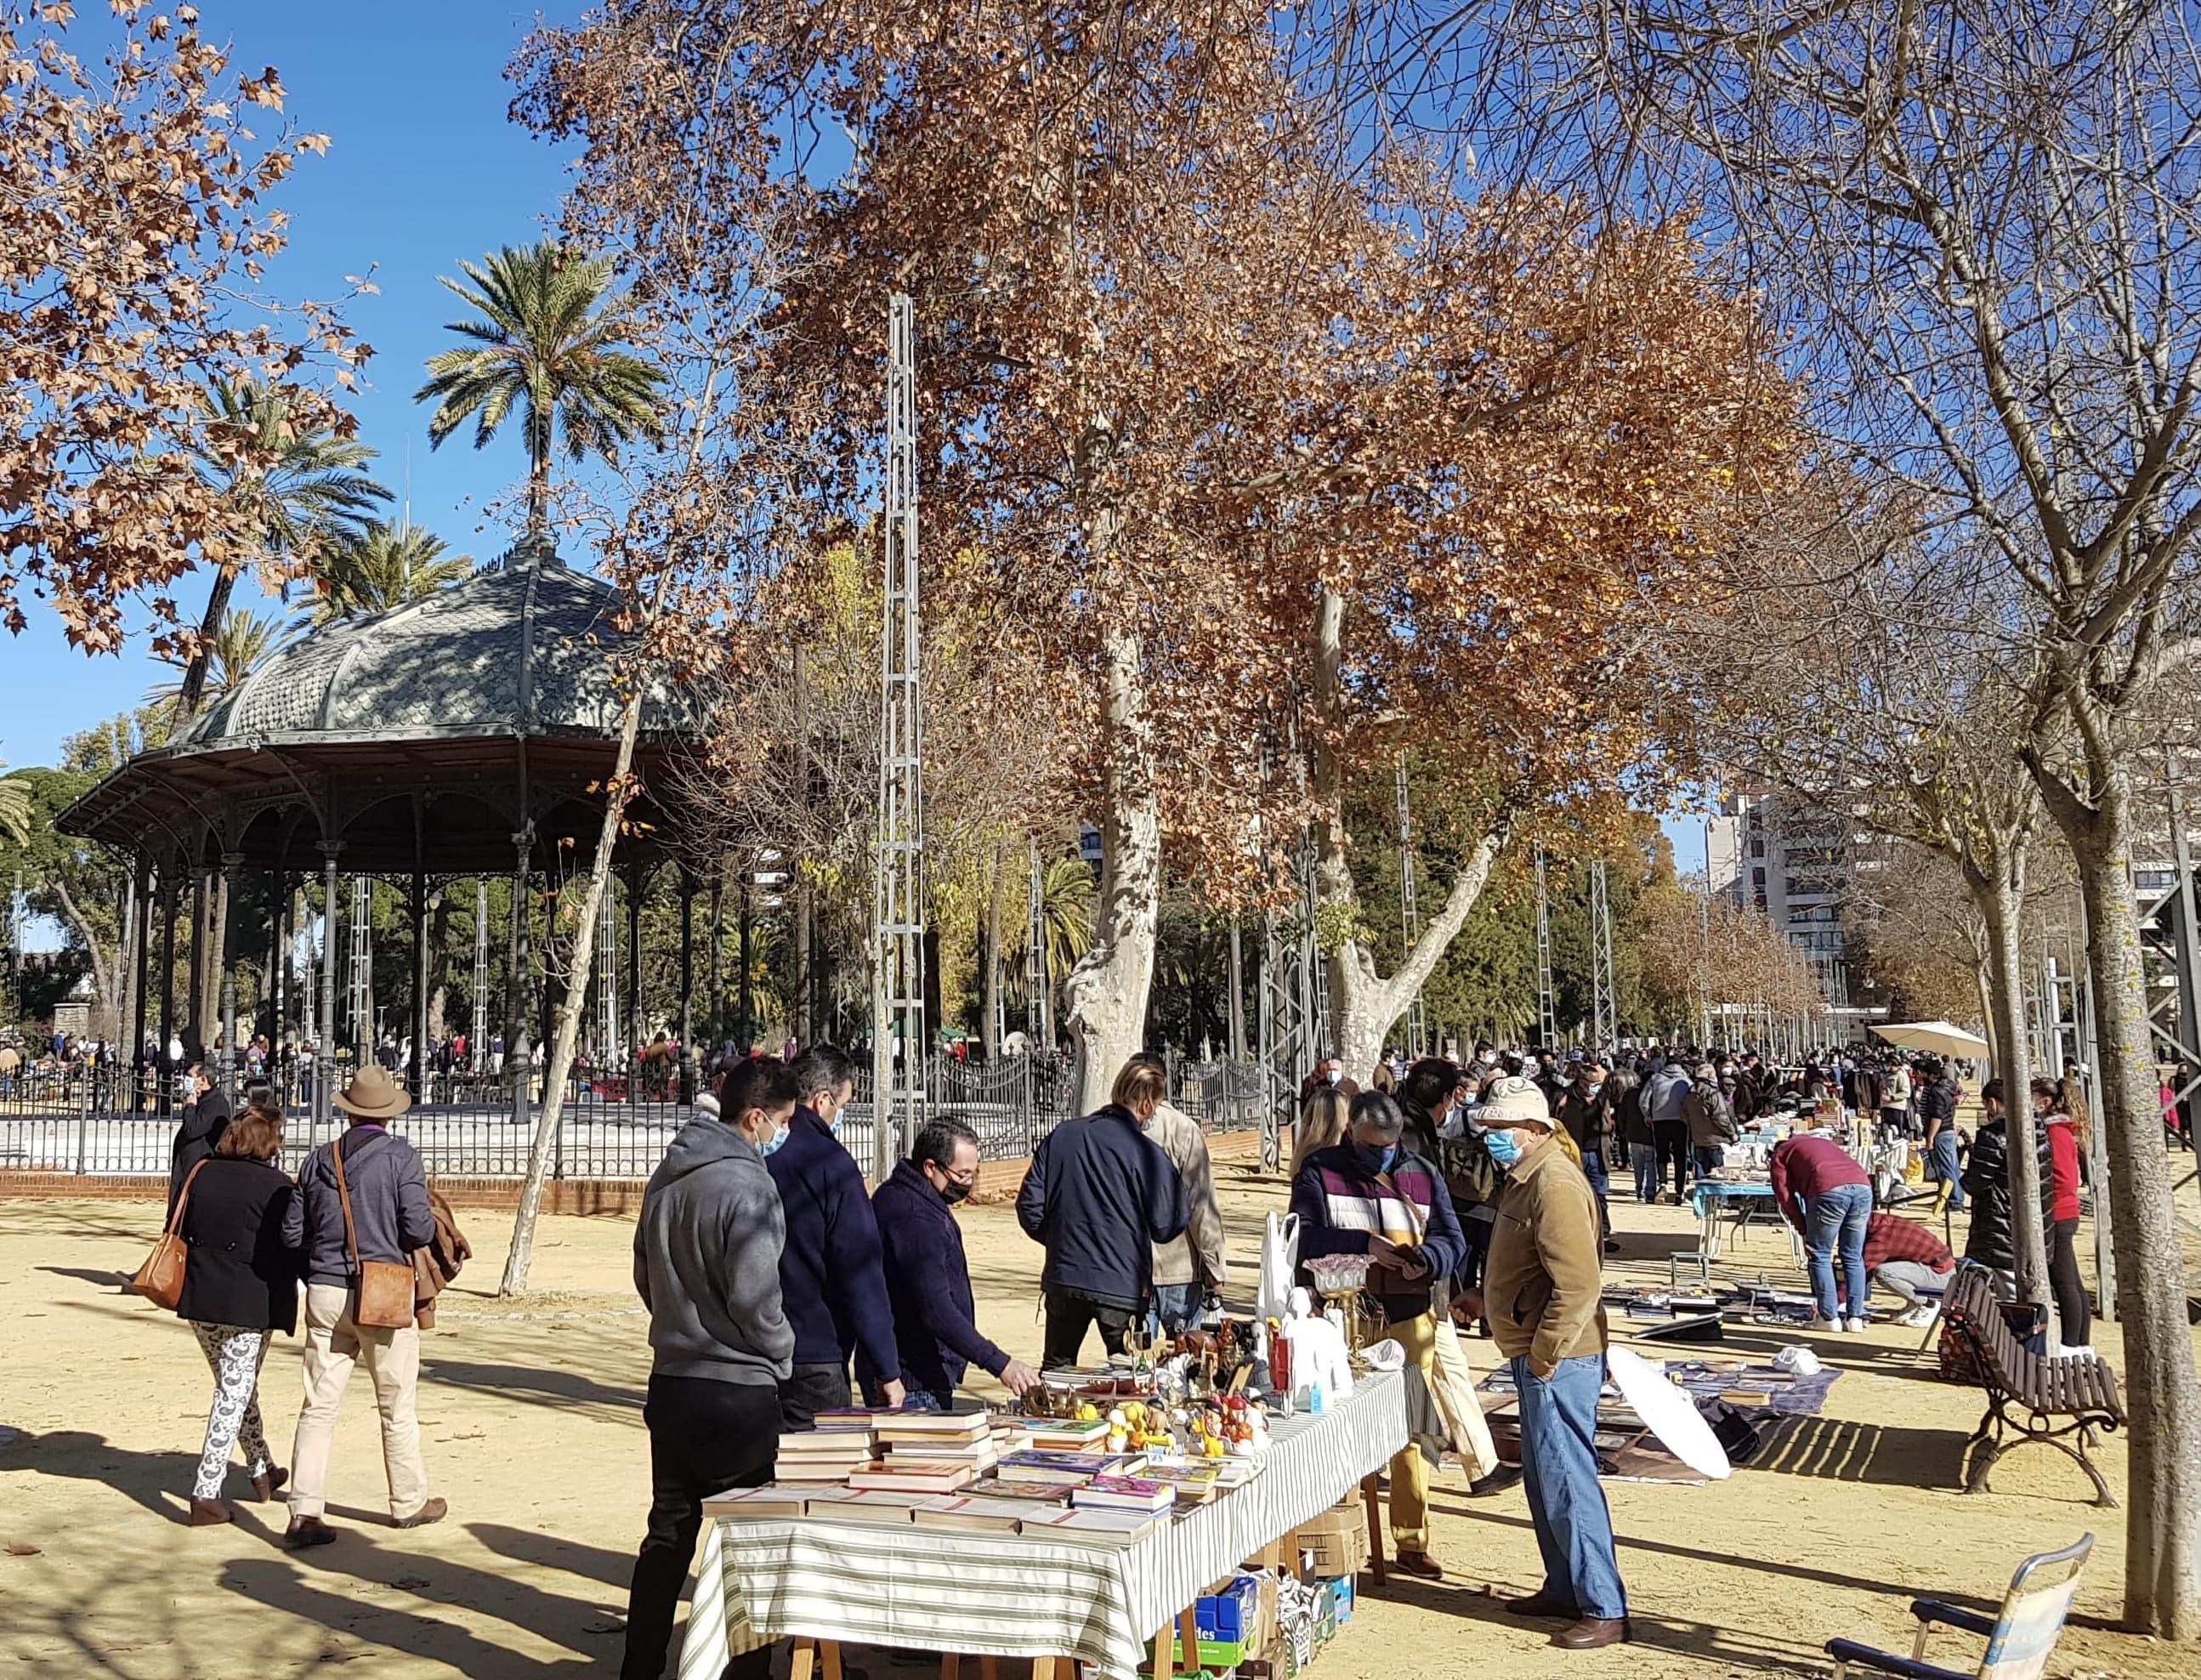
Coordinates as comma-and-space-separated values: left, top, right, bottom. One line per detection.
876, 1410, 998, 1471
1138, 1462, 1224, 1506
1024, 1416, 1111, 1451
701, 1484, 810, 1521
802, 1487, 931, 1525
775, 1430, 876, 1484
908, 1493, 1065, 1534
1069, 1475, 1176, 1516
1025, 1505, 1159, 1545
958, 1475, 1086, 1507
996, 1449, 1144, 1486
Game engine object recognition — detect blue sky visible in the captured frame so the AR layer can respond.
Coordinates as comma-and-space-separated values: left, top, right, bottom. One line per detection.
0, 1, 582, 769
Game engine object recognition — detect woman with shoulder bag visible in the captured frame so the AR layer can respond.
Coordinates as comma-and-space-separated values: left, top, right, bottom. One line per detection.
175, 1106, 300, 1524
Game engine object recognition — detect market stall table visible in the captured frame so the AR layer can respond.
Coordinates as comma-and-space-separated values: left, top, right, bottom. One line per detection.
1689, 1178, 1802, 1263
676, 1371, 1407, 1680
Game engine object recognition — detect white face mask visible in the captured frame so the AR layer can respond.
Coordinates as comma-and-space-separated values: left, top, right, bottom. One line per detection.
1325, 1066, 1342, 1086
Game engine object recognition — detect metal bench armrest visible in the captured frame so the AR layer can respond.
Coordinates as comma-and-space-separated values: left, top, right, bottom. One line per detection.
1826, 1638, 1972, 1680
1909, 1598, 1997, 1639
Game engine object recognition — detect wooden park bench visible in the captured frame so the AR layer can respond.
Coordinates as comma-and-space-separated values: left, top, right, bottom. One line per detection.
1941, 1265, 2124, 1507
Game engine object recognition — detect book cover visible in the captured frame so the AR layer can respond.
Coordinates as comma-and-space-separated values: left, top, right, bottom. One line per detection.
908, 1494, 1065, 1533
808, 1488, 927, 1524
996, 1450, 1142, 1484
958, 1477, 1086, 1505
1030, 1506, 1156, 1544
846, 1459, 976, 1495
1070, 1476, 1175, 1514
701, 1485, 809, 1520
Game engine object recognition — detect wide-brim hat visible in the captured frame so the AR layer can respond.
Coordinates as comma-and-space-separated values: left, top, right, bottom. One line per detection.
334, 1064, 411, 1121
1480, 1075, 1552, 1127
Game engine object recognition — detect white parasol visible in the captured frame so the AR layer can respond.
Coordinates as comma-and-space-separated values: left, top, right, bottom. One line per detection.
1604, 1346, 1732, 1480
1871, 1020, 1991, 1059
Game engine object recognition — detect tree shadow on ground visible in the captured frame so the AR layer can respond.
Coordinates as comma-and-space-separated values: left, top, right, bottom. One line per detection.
0, 1427, 201, 1524
469, 1519, 635, 1592
37, 1263, 133, 1291
1745, 1416, 1976, 1489
421, 1357, 644, 1419
1366, 1570, 1825, 1672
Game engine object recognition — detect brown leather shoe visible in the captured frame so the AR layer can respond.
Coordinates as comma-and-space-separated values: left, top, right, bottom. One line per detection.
1504, 1593, 1580, 1619
248, 1466, 288, 1502
187, 1497, 230, 1526
392, 1496, 448, 1530
1394, 1549, 1444, 1580
284, 1516, 338, 1548
1554, 1616, 1630, 1649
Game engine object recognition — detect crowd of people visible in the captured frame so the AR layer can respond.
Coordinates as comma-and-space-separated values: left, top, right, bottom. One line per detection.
138, 1019, 2147, 1675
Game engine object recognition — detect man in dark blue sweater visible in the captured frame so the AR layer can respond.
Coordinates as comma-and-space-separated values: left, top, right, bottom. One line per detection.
865, 1116, 1041, 1407
766, 1045, 903, 1424
1017, 1059, 1189, 1367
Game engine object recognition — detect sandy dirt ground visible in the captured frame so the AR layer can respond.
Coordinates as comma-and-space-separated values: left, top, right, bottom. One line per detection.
3, 1167, 2196, 1680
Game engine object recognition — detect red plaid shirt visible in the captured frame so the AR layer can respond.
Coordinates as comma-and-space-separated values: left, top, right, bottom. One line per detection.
1863, 1212, 1954, 1273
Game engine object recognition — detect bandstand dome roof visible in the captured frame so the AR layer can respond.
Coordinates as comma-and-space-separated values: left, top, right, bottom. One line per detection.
59, 541, 700, 876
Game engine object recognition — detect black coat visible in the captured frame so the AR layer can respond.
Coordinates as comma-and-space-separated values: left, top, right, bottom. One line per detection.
168, 1089, 233, 1213
1015, 1105, 1189, 1307
1962, 1116, 2056, 1274
176, 1155, 301, 1333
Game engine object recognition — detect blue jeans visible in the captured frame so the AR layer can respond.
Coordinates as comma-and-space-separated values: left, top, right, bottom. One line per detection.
1629, 1144, 1659, 1203
1930, 1130, 1966, 1210
1691, 1144, 1723, 1180
1149, 1283, 1200, 1341
1512, 1354, 1628, 1620
1580, 1148, 1611, 1237
1805, 1183, 1874, 1321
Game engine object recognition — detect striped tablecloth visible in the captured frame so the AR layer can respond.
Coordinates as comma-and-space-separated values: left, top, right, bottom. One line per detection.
678, 1371, 1405, 1680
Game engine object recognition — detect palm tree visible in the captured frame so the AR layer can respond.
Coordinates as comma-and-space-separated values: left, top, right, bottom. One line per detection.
0, 764, 30, 849
310, 521, 474, 624
414, 241, 666, 536
149, 610, 296, 709
1005, 856, 1097, 1007
179, 380, 389, 718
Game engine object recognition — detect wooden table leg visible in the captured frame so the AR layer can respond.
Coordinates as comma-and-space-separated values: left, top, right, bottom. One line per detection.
1153, 1624, 1175, 1680
1178, 1605, 1200, 1671
1361, 1472, 1388, 1586
821, 1641, 844, 1680
979, 1659, 998, 1680
940, 1656, 961, 1680
791, 1638, 819, 1680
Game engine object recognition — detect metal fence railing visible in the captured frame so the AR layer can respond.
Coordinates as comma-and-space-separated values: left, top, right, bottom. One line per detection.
0, 1051, 1270, 1183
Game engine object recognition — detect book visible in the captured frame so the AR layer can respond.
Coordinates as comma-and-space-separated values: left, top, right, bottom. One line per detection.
1138, 1465, 1222, 1505
884, 1435, 1000, 1464
846, 1458, 976, 1495
876, 1418, 992, 1448
957, 1476, 1086, 1506
996, 1450, 1142, 1485
701, 1484, 809, 1520
812, 1407, 899, 1431
1023, 1418, 1111, 1450
909, 1494, 1066, 1534
873, 1409, 995, 1436
1070, 1475, 1175, 1515
804, 1488, 927, 1525
1028, 1506, 1157, 1545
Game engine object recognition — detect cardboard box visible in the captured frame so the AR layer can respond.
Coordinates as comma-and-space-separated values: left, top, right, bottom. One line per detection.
1300, 1520, 1369, 1579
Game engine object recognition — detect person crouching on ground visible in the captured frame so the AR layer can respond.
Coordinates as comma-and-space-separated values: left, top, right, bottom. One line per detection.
1291, 1087, 1464, 1581
282, 1064, 441, 1547
174, 1104, 299, 1525
1460, 1075, 1629, 1650
622, 1056, 801, 1680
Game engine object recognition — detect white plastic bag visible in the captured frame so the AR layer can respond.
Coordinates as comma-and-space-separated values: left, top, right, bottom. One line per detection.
1256, 1211, 1300, 1322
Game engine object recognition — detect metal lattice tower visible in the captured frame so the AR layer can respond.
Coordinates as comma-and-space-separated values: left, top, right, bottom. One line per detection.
297, 887, 316, 1049
871, 291, 928, 1182
346, 874, 375, 1051
1026, 837, 1052, 1048
1534, 849, 1558, 1048
1589, 859, 1618, 1049
471, 878, 490, 1070
597, 883, 619, 1061
1396, 754, 1426, 1057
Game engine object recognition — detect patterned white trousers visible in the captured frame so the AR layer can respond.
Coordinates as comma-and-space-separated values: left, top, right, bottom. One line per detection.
191, 1322, 273, 1499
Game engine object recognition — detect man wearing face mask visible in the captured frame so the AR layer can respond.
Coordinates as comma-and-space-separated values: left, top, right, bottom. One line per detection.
623, 1056, 802, 1680
1292, 1088, 1466, 1581
766, 1044, 904, 1427
869, 1116, 1043, 1409
1459, 1076, 1628, 1650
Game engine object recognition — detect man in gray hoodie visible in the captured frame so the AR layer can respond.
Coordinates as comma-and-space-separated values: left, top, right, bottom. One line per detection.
622, 1055, 800, 1680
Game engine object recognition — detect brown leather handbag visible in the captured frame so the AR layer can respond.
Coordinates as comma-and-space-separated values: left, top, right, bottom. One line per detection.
132, 1159, 207, 1311
332, 1134, 417, 1329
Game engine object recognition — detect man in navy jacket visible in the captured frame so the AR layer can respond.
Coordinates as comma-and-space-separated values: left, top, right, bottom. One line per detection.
1016, 1058, 1189, 1366
766, 1045, 903, 1424
865, 1117, 1041, 1406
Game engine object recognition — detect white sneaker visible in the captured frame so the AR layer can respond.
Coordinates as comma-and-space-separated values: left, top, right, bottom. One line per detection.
1844, 1317, 1869, 1333
1805, 1315, 1841, 1331
1895, 1307, 1936, 1328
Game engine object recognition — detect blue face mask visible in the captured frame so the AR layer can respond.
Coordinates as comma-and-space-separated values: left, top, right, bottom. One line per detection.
756, 1119, 791, 1158
1484, 1128, 1524, 1168
1354, 1141, 1398, 1175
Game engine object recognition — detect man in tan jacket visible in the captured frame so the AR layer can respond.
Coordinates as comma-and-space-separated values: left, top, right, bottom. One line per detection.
1128, 1052, 1227, 1336
1461, 1076, 1629, 1652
